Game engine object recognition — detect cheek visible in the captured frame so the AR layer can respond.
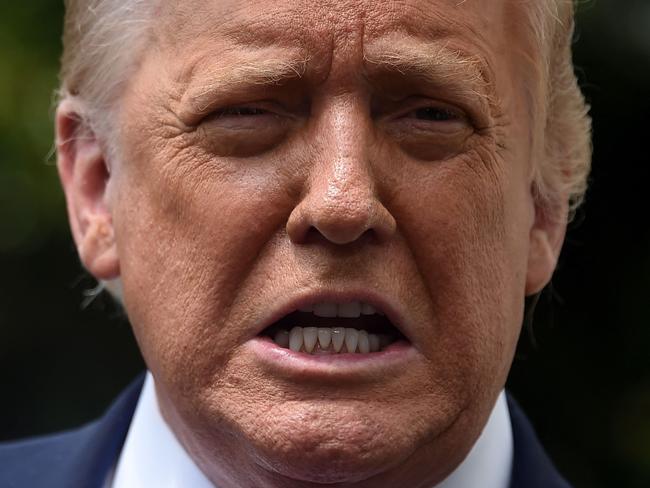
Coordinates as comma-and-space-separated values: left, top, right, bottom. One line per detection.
112, 143, 296, 385
389, 152, 529, 389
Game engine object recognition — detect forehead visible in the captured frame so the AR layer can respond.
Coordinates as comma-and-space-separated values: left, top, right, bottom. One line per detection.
154, 0, 528, 67
159, 0, 503, 38
142, 0, 542, 144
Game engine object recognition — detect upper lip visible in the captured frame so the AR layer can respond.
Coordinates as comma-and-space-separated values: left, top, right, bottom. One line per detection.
253, 289, 411, 341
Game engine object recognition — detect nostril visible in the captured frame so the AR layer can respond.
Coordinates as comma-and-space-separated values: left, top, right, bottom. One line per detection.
302, 226, 377, 246
287, 196, 372, 244
311, 214, 373, 245
286, 188, 397, 246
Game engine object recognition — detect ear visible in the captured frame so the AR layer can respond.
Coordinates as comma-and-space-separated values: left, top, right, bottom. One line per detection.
56, 100, 119, 280
525, 197, 568, 295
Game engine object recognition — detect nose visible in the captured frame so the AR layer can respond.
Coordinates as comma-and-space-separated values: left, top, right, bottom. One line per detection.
286, 102, 396, 246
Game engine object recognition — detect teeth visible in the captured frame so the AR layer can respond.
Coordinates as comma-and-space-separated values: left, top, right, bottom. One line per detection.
289, 327, 303, 352
358, 330, 370, 354
331, 327, 345, 352
276, 327, 390, 354
338, 302, 361, 318
369, 334, 380, 352
313, 302, 338, 318
274, 330, 290, 348
378, 334, 392, 349
305, 301, 383, 318
303, 327, 318, 353
344, 328, 359, 353
318, 328, 332, 349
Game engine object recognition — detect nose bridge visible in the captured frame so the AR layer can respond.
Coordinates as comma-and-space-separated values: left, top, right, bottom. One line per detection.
318, 96, 373, 209
286, 96, 396, 245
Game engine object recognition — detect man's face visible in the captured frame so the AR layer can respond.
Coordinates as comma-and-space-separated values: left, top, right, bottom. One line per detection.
103, 0, 549, 485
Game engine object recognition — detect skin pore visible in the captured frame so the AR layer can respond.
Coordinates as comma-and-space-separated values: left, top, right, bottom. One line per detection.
56, 0, 567, 486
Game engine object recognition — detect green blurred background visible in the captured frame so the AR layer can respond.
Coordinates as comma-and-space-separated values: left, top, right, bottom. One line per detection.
0, 1, 648, 487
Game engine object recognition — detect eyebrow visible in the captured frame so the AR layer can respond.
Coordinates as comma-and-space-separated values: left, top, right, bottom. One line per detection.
179, 37, 495, 120
363, 36, 494, 111
181, 49, 310, 117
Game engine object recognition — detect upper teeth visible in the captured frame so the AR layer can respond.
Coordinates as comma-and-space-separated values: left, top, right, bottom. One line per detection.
299, 301, 381, 318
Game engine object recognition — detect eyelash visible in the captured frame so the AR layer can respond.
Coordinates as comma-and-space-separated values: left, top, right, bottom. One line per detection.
216, 106, 269, 117
408, 107, 459, 122
215, 105, 459, 121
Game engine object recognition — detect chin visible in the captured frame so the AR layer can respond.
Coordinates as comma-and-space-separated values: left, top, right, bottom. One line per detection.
213, 393, 458, 487
249, 419, 410, 484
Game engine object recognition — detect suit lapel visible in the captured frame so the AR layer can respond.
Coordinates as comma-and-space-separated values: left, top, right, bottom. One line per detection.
507, 395, 572, 488
0, 373, 144, 488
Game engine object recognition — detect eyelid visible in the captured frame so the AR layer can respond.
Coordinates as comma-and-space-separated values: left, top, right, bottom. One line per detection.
204, 100, 306, 126
393, 99, 466, 121
215, 106, 271, 116
196, 104, 282, 130
210, 101, 278, 118
405, 108, 462, 123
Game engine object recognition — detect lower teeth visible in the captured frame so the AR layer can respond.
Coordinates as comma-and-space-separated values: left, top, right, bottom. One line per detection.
274, 326, 393, 354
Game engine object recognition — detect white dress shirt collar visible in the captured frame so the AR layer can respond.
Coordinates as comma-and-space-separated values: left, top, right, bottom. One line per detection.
109, 372, 513, 488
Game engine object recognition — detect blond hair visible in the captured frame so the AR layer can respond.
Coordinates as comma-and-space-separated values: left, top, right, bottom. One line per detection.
522, 0, 592, 216
58, 0, 592, 216
59, 0, 154, 160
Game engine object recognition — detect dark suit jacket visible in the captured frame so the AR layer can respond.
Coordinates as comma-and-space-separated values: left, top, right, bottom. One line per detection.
0, 375, 572, 488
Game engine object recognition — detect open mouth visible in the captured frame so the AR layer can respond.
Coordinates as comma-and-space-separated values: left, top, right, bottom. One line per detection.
261, 301, 406, 355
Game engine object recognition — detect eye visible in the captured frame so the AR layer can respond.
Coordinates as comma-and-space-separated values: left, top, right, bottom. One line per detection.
201, 103, 281, 128
215, 106, 270, 117
407, 106, 459, 122
382, 99, 474, 162
197, 103, 291, 157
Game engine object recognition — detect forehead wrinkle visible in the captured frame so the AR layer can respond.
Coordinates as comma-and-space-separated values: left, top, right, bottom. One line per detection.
178, 48, 311, 116
363, 36, 496, 112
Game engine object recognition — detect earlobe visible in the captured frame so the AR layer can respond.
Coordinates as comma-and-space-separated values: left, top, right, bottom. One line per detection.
77, 216, 120, 279
525, 202, 568, 295
56, 100, 120, 280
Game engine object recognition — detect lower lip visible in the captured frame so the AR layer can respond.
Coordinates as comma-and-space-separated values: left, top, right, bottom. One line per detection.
246, 336, 418, 379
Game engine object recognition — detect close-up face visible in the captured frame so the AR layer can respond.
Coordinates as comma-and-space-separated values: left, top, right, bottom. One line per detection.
60, 0, 566, 486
